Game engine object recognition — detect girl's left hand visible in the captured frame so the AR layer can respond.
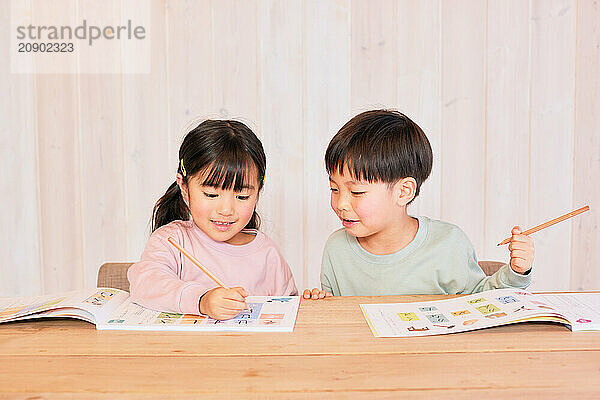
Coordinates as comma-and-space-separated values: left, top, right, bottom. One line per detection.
508, 226, 535, 274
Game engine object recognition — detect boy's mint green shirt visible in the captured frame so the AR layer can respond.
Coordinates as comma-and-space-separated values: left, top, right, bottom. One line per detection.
321, 215, 532, 296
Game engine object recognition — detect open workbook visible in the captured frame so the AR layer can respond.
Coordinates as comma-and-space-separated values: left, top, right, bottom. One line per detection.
360, 288, 600, 337
0, 288, 300, 332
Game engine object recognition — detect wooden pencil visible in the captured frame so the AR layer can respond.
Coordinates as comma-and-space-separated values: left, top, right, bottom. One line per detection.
167, 237, 230, 289
497, 205, 590, 246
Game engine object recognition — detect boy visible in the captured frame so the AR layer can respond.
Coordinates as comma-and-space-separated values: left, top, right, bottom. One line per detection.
303, 110, 534, 299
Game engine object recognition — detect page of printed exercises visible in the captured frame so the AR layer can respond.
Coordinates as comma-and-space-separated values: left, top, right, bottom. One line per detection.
360, 288, 600, 337
1, 289, 301, 332
0, 288, 128, 324
533, 292, 600, 332
98, 295, 300, 332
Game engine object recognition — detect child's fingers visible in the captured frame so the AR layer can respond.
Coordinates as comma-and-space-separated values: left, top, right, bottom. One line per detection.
223, 289, 248, 304
510, 249, 530, 260
221, 297, 246, 308
510, 247, 533, 272
509, 234, 529, 243
214, 310, 240, 320
510, 258, 531, 272
216, 308, 240, 318
509, 240, 533, 251
208, 300, 244, 320
232, 286, 248, 298
511, 233, 532, 242
311, 288, 320, 300
511, 226, 525, 244
220, 298, 246, 312
303, 288, 321, 299
510, 256, 528, 266
508, 237, 534, 252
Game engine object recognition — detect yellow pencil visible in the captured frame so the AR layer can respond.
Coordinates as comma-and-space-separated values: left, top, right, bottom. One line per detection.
497, 205, 590, 246
167, 237, 229, 288
167, 237, 250, 313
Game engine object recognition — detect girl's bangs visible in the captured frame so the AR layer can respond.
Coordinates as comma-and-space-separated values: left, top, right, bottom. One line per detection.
200, 158, 254, 191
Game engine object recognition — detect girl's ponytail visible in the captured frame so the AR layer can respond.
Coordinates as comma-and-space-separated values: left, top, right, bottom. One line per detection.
247, 210, 261, 230
151, 182, 189, 232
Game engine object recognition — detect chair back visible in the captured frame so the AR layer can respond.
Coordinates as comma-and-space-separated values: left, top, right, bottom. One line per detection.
97, 262, 134, 292
478, 261, 505, 276
96, 260, 504, 292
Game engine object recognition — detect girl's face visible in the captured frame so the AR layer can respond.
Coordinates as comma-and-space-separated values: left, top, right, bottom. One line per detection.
178, 167, 259, 244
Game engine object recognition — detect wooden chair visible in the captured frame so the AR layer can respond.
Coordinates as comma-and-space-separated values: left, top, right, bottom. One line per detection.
96, 260, 506, 292
97, 262, 134, 292
478, 261, 505, 276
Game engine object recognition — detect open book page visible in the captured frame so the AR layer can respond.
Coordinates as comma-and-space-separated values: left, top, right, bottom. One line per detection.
97, 296, 300, 332
360, 288, 571, 337
0, 288, 129, 324
534, 293, 600, 331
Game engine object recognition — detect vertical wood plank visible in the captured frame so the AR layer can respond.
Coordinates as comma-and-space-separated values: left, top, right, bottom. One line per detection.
258, 0, 305, 287
1, 1, 42, 296
122, 0, 170, 260
571, 0, 600, 290
528, 0, 575, 290
440, 0, 487, 254
397, 0, 442, 220
350, 0, 398, 111
212, 0, 260, 123
166, 0, 214, 167
484, 0, 530, 263
303, 0, 351, 289
33, 0, 84, 293
77, 0, 128, 287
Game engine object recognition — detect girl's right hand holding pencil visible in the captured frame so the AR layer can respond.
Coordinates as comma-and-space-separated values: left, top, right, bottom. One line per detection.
199, 287, 249, 320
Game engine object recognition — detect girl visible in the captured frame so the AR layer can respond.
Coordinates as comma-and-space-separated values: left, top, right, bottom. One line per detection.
128, 120, 297, 320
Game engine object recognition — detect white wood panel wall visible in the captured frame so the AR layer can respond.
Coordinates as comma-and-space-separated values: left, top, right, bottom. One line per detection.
1, 0, 599, 296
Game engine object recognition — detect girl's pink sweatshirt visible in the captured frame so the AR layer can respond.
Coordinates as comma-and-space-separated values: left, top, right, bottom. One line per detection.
128, 220, 297, 315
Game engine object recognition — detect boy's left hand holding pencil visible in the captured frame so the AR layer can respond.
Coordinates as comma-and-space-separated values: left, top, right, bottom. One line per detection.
507, 226, 535, 274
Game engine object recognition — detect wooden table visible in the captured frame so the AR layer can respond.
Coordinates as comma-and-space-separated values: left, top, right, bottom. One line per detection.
1, 295, 600, 399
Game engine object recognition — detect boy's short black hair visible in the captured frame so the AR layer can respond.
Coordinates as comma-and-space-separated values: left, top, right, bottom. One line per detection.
325, 109, 433, 200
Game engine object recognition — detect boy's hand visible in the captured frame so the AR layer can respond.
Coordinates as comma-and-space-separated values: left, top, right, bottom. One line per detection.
199, 286, 248, 320
302, 288, 333, 300
508, 226, 534, 275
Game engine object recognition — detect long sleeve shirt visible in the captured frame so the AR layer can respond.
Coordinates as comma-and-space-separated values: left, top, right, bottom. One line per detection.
128, 220, 297, 314
321, 215, 532, 296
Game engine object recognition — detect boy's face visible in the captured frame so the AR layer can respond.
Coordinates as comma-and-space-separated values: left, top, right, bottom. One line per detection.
329, 167, 405, 241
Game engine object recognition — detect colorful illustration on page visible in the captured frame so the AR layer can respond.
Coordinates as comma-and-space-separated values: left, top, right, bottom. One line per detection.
84, 289, 119, 306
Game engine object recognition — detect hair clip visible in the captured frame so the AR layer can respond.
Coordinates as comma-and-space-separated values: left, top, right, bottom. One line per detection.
180, 159, 187, 177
